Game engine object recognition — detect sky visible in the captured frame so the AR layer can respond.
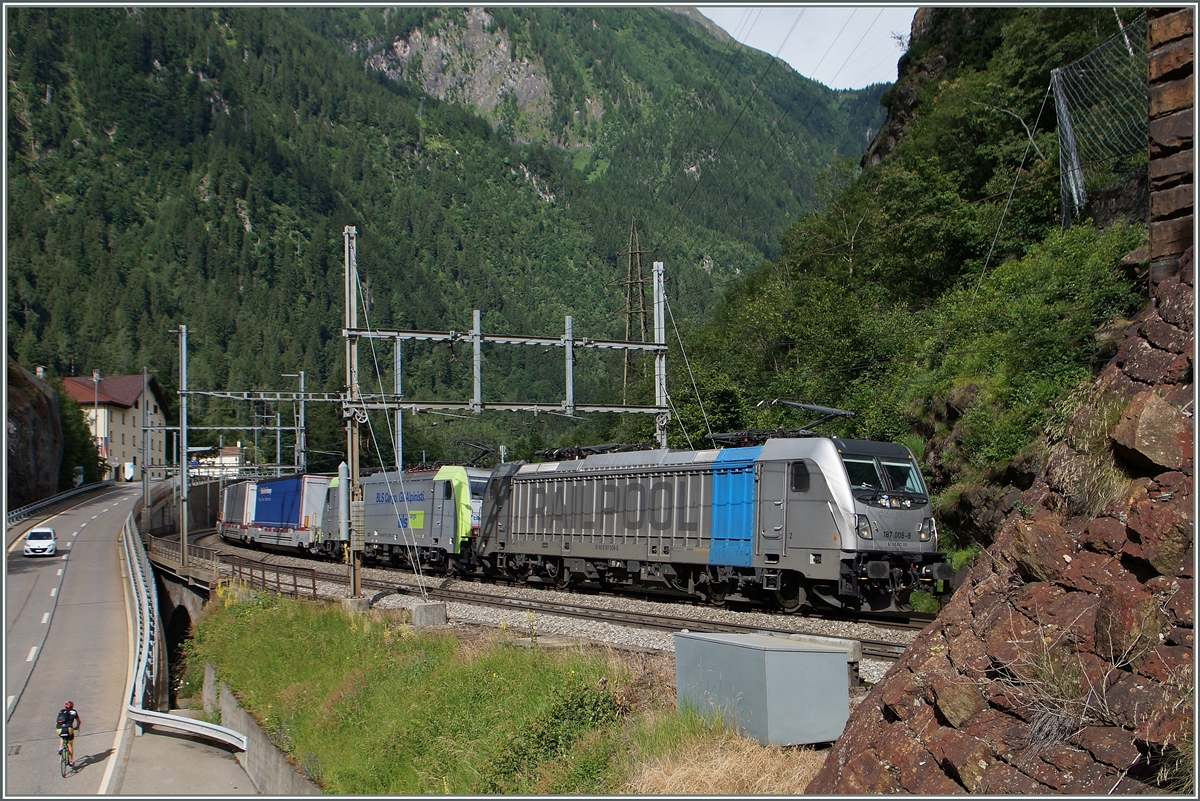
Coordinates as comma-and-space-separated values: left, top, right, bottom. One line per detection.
698, 6, 919, 90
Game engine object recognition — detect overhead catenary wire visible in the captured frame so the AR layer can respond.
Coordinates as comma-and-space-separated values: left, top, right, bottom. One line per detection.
665, 143, 1144, 308
355, 273, 430, 600
654, 10, 806, 252
638, 8, 793, 229
971, 85, 1054, 300
703, 12, 1146, 276
689, 9, 864, 250
664, 294, 713, 443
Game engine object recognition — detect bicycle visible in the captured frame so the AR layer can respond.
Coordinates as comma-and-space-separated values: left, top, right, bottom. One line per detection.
57, 728, 77, 777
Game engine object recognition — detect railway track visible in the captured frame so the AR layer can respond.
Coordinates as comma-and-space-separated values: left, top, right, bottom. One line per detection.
392, 582, 910, 662
204, 542, 913, 662
199, 532, 934, 632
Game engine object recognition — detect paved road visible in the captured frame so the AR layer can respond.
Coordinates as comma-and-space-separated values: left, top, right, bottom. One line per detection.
5, 486, 140, 793
7, 484, 259, 794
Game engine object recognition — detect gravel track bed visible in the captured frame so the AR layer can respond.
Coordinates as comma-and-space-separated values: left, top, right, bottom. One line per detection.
208, 537, 912, 684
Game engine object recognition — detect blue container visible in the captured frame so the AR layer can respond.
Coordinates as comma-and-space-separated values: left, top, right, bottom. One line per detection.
252, 475, 304, 528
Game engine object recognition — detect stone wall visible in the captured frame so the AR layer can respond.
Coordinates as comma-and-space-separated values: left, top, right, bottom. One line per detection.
1148, 7, 1194, 284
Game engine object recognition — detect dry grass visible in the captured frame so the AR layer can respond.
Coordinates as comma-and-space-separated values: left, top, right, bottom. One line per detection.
622, 735, 827, 795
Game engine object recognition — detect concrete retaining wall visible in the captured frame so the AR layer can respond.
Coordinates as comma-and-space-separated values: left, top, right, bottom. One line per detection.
203, 664, 321, 795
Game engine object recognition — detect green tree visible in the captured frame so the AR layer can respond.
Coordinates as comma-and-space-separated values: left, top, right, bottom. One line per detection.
52, 379, 104, 488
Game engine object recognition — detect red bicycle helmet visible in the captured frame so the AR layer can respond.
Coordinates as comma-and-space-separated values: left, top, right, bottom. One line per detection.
63, 700, 74, 709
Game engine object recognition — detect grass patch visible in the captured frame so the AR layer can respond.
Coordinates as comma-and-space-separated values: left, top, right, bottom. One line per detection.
191, 587, 825, 793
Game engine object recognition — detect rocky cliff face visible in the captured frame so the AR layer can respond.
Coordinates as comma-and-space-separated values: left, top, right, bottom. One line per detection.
807, 249, 1193, 793
6, 358, 64, 508
860, 8, 940, 169
364, 7, 558, 144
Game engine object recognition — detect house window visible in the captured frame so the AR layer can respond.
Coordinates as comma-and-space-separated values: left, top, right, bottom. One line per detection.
134, 399, 139, 409
122, 434, 125, 444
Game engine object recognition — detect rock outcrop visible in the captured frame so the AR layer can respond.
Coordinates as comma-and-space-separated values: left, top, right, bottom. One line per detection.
860, 8, 940, 169
364, 7, 557, 142
807, 248, 1194, 794
6, 358, 64, 509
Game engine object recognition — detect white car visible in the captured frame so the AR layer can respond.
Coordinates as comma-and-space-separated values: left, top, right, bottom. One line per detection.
23, 527, 57, 557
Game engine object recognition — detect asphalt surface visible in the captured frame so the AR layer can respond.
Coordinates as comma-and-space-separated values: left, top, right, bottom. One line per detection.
5, 485, 256, 795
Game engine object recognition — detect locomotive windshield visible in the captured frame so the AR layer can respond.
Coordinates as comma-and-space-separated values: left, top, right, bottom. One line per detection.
842, 457, 884, 491
842, 456, 927, 496
469, 480, 487, 500
881, 459, 925, 494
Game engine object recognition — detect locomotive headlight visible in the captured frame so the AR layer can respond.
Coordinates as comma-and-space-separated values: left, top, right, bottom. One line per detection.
919, 518, 936, 542
856, 514, 873, 540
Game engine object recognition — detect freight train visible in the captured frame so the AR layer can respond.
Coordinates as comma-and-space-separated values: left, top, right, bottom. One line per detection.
218, 438, 954, 612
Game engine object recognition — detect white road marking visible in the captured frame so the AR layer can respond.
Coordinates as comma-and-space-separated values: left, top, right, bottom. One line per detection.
61, 555, 68, 560
42, 612, 50, 624
101, 538, 137, 795
73, 531, 78, 537
91, 515, 97, 520
6, 696, 14, 712
58, 568, 63, 576
26, 647, 37, 662
50, 587, 57, 597
64, 542, 72, 548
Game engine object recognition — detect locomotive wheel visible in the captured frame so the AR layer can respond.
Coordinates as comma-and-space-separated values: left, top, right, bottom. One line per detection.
706, 580, 729, 606
773, 574, 806, 613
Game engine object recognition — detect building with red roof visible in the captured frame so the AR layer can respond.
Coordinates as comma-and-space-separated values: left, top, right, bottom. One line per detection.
60, 374, 171, 482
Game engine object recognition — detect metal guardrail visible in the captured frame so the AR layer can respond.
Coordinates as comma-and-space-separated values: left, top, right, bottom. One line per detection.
120, 514, 247, 751
145, 534, 219, 575
224, 554, 318, 600
6, 481, 115, 526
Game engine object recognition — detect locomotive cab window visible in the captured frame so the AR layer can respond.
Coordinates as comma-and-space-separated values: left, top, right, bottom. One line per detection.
842, 457, 883, 491
882, 460, 925, 494
789, 462, 810, 492
469, 480, 486, 500
444, 481, 454, 499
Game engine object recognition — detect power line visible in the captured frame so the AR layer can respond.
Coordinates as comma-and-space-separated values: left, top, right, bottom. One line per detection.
653, 11, 805, 252
639, 8, 795, 230
675, 145, 1141, 308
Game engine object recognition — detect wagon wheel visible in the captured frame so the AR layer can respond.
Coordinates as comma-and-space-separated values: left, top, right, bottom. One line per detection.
506, 554, 531, 582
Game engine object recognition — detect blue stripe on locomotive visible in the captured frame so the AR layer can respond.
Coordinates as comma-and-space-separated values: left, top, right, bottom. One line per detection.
708, 447, 761, 567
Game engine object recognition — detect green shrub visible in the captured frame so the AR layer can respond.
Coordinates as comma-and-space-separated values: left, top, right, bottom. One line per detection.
483, 680, 622, 792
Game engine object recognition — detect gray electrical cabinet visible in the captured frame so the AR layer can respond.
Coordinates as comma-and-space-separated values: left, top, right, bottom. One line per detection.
674, 631, 849, 746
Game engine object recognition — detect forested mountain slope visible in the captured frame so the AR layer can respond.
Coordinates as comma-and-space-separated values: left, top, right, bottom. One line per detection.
675, 7, 1153, 538
6, 6, 882, 466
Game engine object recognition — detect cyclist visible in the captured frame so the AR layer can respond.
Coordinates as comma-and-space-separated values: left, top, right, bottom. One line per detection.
56, 701, 81, 767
